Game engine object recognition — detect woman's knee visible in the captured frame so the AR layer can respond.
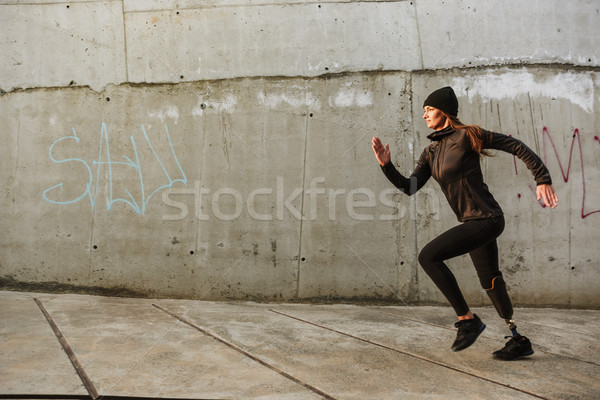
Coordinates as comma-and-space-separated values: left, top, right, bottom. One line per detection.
478, 271, 503, 289
418, 247, 435, 269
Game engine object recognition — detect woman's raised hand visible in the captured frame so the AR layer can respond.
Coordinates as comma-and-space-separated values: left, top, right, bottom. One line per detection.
536, 184, 558, 209
372, 137, 391, 167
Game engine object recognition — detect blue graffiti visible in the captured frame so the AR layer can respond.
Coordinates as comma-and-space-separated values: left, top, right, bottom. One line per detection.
43, 122, 187, 214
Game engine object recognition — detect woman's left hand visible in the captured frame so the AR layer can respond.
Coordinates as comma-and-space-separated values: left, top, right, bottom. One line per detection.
536, 184, 558, 208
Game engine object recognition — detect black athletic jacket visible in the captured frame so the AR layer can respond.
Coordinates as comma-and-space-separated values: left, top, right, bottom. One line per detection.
381, 127, 552, 222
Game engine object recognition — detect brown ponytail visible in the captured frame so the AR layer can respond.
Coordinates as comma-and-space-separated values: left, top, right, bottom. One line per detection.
443, 113, 492, 157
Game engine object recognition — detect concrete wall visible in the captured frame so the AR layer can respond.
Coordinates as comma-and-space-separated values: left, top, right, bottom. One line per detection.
1, 0, 599, 307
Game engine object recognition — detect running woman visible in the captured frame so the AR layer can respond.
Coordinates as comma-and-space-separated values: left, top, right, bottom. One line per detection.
372, 86, 558, 360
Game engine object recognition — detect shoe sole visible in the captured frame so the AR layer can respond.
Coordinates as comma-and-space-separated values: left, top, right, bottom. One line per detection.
452, 323, 486, 352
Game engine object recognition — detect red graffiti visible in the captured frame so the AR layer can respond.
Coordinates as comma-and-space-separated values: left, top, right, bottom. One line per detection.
538, 127, 599, 218
514, 128, 600, 217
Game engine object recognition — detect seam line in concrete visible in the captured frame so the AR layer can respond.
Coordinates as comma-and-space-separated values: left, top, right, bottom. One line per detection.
296, 108, 311, 298
412, 0, 424, 70
0, 395, 217, 400
122, 1, 412, 15
152, 304, 338, 400
33, 298, 100, 400
375, 308, 600, 367
374, 308, 456, 331
269, 309, 550, 400
3, 63, 599, 95
0, 1, 121, 6
0, 395, 89, 399
407, 73, 420, 305
121, 0, 130, 83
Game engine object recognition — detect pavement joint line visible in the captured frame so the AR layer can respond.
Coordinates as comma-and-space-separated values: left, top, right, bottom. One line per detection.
376, 308, 600, 367
537, 351, 600, 368
33, 298, 100, 400
151, 303, 338, 400
374, 308, 456, 331
0, 395, 219, 400
0, 395, 89, 399
269, 308, 551, 400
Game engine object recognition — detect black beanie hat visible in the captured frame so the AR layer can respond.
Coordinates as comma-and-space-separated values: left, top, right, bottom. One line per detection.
423, 86, 459, 116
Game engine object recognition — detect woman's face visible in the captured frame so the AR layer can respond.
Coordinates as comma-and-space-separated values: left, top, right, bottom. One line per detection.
423, 106, 450, 130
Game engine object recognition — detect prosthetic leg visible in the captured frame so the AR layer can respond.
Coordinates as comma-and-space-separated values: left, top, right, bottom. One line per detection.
486, 275, 534, 360
485, 276, 519, 337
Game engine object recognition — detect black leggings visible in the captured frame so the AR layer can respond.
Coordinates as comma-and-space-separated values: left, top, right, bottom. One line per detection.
418, 216, 505, 316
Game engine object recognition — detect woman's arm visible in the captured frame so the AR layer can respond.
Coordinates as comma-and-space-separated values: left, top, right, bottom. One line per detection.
485, 131, 558, 208
372, 137, 431, 196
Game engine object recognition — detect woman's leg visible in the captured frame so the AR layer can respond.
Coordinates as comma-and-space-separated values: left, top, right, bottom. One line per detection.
469, 235, 515, 323
466, 219, 535, 359
418, 217, 505, 351
418, 217, 505, 316
468, 234, 502, 289
467, 217, 517, 326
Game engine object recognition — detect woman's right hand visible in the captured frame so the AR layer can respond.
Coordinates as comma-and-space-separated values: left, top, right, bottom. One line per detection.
536, 184, 559, 209
372, 137, 391, 166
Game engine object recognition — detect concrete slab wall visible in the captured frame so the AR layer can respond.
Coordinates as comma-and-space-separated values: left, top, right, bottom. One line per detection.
1, 0, 599, 307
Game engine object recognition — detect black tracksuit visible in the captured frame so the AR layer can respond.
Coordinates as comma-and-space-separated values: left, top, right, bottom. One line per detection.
381, 127, 552, 315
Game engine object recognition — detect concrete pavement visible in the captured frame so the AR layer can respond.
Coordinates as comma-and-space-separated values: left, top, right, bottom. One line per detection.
1, 290, 598, 400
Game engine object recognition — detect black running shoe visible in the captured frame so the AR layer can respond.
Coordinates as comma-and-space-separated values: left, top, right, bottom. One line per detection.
451, 314, 486, 351
493, 335, 534, 361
